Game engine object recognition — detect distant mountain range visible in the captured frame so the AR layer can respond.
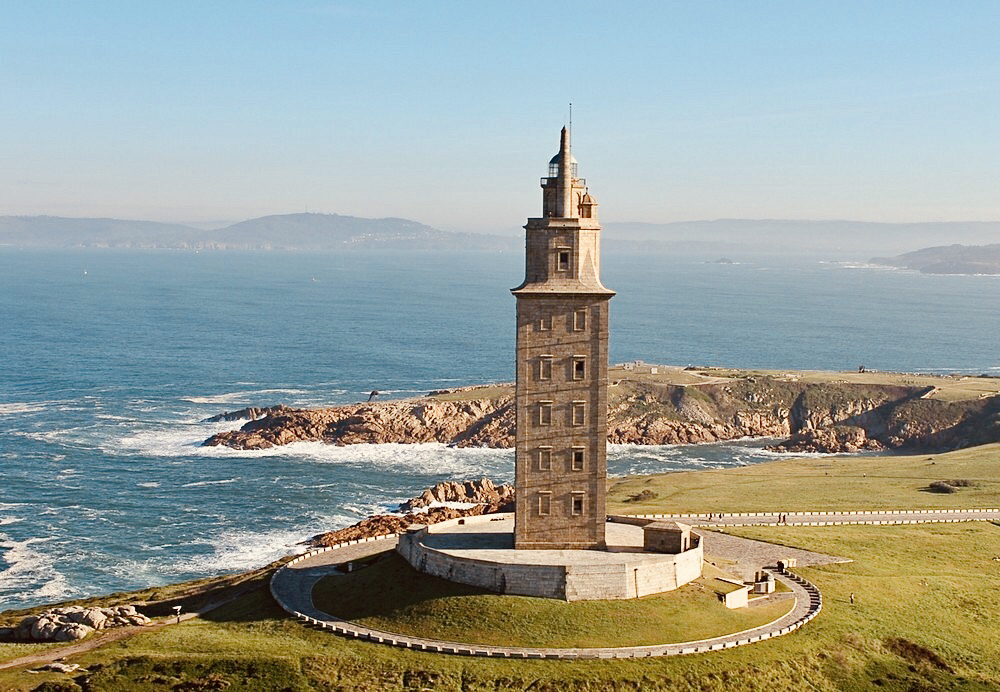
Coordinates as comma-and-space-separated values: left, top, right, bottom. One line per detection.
871, 244, 1000, 274
1, 213, 998, 259
0, 213, 517, 252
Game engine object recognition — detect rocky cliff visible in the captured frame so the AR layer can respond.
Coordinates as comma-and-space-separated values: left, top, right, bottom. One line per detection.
203, 375, 1000, 454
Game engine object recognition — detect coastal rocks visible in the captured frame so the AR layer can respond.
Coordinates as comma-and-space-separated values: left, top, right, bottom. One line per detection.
399, 477, 514, 512
769, 425, 885, 454
11, 605, 151, 642
203, 397, 514, 450
310, 502, 512, 547
201, 375, 1000, 454
202, 405, 294, 423
309, 477, 515, 546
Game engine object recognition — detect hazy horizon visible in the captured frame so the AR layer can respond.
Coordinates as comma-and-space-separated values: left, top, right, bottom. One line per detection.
4, 3, 1000, 233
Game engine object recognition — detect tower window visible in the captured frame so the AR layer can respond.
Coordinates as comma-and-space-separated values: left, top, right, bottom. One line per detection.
538, 402, 553, 426
557, 250, 570, 272
538, 314, 552, 331
538, 356, 552, 381
538, 492, 552, 516
572, 401, 586, 426
573, 309, 587, 331
572, 447, 585, 470
573, 357, 586, 380
537, 447, 552, 471
571, 492, 585, 516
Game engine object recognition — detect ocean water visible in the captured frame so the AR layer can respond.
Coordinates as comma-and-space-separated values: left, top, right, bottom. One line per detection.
1, 248, 997, 610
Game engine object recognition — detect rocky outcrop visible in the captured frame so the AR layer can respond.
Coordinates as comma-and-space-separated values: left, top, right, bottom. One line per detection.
769, 425, 886, 454
7, 605, 150, 642
204, 397, 513, 450
202, 405, 294, 423
310, 501, 513, 547
398, 477, 514, 512
202, 377, 1000, 454
306, 477, 516, 546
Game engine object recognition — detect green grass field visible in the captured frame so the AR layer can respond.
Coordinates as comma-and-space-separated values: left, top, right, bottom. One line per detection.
4, 443, 1000, 690
424, 365, 1000, 405
311, 553, 790, 648
609, 443, 1000, 513
7, 521, 999, 690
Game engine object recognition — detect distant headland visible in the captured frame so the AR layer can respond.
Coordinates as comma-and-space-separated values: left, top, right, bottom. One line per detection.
871, 243, 1000, 275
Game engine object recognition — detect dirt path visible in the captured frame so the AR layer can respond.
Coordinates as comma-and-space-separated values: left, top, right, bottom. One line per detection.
1, 592, 244, 671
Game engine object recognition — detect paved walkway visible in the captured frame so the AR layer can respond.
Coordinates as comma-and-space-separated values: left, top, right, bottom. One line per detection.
629, 508, 1000, 528
270, 534, 822, 658
698, 531, 849, 582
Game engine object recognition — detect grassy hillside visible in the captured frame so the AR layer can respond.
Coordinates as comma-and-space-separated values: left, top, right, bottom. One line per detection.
5, 523, 998, 690
4, 443, 1000, 690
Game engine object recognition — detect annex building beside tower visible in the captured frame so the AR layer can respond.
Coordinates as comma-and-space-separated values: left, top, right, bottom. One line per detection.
511, 127, 615, 550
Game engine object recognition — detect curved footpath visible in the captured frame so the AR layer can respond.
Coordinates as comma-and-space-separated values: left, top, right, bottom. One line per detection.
270, 535, 821, 659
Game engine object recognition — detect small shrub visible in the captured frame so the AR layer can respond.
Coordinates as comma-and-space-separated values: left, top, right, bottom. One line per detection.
624, 489, 658, 503
928, 481, 957, 493
947, 479, 976, 487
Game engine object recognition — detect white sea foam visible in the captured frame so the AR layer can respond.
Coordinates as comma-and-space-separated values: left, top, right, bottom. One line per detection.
199, 441, 513, 477
836, 262, 901, 271
154, 524, 350, 576
0, 517, 24, 526
137, 482, 161, 488
182, 389, 310, 405
0, 402, 48, 415
0, 535, 75, 605
181, 478, 239, 488
111, 420, 247, 457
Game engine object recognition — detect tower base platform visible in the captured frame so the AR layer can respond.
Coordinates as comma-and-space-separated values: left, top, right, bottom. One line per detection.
396, 513, 703, 601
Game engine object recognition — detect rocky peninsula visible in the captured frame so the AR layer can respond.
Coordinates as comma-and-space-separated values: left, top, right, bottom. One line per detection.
203, 366, 1000, 455
871, 243, 1000, 275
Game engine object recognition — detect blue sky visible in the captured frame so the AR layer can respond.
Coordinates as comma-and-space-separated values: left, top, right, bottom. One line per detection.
3, 1, 1000, 232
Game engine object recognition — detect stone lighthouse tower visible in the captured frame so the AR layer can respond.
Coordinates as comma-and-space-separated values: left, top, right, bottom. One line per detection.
511, 128, 614, 550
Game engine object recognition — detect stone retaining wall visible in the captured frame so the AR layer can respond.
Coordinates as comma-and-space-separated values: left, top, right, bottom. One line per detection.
395, 514, 703, 601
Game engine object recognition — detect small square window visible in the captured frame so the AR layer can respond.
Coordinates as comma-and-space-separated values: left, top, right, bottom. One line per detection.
573, 309, 587, 331
538, 492, 552, 516
538, 402, 552, 426
573, 358, 586, 380
538, 315, 552, 331
537, 447, 552, 471
572, 447, 585, 471
571, 402, 585, 426
571, 493, 585, 516
557, 250, 570, 271
539, 356, 552, 381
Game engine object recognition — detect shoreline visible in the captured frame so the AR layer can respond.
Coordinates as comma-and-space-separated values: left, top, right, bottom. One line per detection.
202, 365, 1000, 455
4, 441, 998, 618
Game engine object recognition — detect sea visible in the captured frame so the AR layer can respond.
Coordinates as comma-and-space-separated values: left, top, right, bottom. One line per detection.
1, 247, 998, 611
